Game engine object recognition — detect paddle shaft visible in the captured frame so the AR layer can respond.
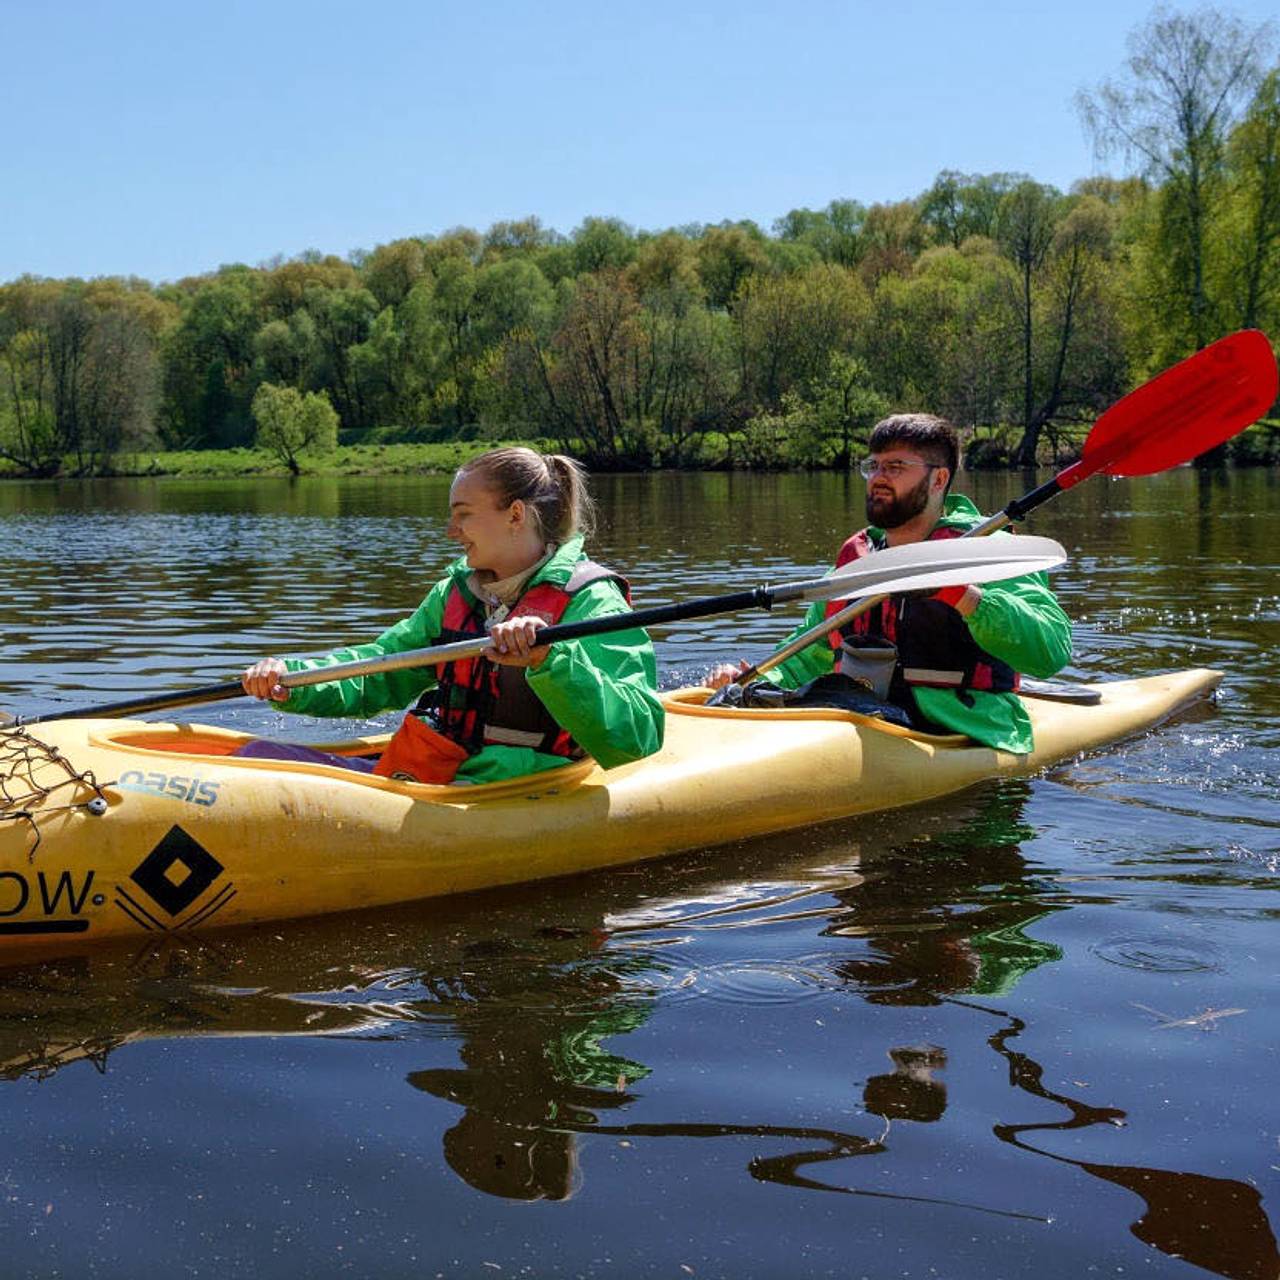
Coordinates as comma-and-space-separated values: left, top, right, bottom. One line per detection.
14, 584, 791, 725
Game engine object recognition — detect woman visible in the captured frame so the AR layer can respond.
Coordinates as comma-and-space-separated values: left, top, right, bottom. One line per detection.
237, 448, 664, 785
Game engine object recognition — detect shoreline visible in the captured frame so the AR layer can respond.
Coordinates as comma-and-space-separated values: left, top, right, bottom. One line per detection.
1, 420, 1276, 481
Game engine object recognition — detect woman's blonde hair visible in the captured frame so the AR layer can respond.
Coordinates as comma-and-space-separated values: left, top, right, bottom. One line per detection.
458, 447, 596, 543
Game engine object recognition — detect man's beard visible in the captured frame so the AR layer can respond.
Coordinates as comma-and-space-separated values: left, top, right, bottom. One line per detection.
865, 471, 933, 529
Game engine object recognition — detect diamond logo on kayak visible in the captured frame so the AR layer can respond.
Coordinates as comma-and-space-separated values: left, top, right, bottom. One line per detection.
129, 826, 224, 916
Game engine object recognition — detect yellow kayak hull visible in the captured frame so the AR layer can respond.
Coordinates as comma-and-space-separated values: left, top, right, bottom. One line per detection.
0, 669, 1220, 953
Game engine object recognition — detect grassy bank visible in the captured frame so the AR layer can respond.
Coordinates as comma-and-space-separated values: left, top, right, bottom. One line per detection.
0, 439, 553, 480
2, 418, 1277, 480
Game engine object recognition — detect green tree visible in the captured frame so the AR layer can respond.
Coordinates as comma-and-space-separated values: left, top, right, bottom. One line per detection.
773, 200, 867, 267
502, 271, 653, 467
1221, 67, 1280, 331
360, 238, 428, 309
785, 354, 889, 468
0, 315, 59, 475
301, 284, 378, 428
1022, 198, 1126, 464
996, 181, 1064, 456
695, 226, 764, 308
862, 243, 1017, 430
735, 263, 869, 409
919, 171, 1024, 247
858, 201, 928, 287
159, 266, 262, 447
695, 223, 770, 309
0, 278, 162, 474
630, 231, 704, 301
571, 217, 637, 275
254, 309, 318, 390
1078, 6, 1275, 354
251, 383, 338, 474
482, 216, 559, 261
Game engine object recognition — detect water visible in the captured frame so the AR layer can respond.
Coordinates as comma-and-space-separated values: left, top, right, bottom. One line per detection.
0, 469, 1277, 1278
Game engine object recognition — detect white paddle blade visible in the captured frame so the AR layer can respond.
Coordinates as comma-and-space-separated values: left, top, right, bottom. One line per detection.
796, 534, 1067, 604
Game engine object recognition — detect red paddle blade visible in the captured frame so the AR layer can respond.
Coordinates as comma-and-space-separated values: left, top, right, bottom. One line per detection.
1079, 330, 1278, 480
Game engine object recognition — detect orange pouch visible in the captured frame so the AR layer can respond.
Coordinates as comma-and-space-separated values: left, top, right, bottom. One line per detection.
373, 714, 470, 784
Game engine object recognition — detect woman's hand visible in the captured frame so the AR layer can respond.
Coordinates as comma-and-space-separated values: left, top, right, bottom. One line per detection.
705, 659, 750, 690
242, 656, 291, 702
485, 616, 551, 668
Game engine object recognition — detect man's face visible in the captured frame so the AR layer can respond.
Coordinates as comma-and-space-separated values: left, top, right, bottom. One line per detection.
863, 449, 945, 529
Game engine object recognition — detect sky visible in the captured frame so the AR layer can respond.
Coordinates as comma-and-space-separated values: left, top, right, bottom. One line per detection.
3, 0, 1278, 284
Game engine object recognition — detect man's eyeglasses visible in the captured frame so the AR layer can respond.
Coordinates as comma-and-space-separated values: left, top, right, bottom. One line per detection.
858, 458, 941, 480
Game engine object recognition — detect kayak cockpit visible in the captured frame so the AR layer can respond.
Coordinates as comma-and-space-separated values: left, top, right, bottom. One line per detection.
87, 724, 599, 803
663, 687, 972, 746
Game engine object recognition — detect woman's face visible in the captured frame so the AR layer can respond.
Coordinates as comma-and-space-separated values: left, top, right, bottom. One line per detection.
446, 471, 528, 572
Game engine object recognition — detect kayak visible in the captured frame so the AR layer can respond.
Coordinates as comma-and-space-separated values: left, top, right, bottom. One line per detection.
0, 669, 1219, 953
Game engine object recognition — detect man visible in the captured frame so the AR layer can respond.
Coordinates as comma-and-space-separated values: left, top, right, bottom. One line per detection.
707, 414, 1071, 752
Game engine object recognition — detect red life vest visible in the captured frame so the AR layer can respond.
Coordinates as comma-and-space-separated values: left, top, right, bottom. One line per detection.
822, 525, 1020, 696
421, 559, 630, 760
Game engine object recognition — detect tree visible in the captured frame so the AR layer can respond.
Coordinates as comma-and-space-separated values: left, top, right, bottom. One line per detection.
630, 232, 704, 302
260, 255, 360, 318
996, 181, 1064, 455
695, 224, 769, 308
1078, 6, 1275, 353
254, 310, 318, 390
1020, 198, 1126, 464
773, 200, 867, 267
862, 243, 1017, 430
785, 353, 889, 468
159, 266, 262, 447
858, 201, 928, 287
919, 171, 1024, 247
735, 264, 869, 409
301, 284, 378, 428
0, 318, 59, 475
1222, 68, 1280, 331
0, 278, 162, 474
360, 238, 428, 309
251, 383, 338, 474
482, 217, 558, 261
570, 217, 637, 275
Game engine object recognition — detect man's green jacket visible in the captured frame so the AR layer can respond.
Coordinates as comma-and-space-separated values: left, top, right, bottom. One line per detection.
759, 495, 1072, 753
277, 536, 664, 784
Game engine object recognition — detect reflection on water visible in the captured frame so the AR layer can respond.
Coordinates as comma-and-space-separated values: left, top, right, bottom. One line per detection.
0, 471, 1278, 1277
983, 1007, 1280, 1280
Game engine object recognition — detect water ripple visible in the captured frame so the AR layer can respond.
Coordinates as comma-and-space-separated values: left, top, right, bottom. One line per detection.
1090, 935, 1225, 973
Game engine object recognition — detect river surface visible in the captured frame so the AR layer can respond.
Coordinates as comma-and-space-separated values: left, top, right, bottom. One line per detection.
0, 469, 1278, 1279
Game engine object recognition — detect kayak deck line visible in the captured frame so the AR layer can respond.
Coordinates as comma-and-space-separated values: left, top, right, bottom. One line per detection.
0, 669, 1223, 954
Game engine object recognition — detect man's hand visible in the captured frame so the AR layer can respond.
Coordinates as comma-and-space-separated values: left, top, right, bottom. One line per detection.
705, 659, 750, 689
485, 616, 551, 668
242, 657, 291, 702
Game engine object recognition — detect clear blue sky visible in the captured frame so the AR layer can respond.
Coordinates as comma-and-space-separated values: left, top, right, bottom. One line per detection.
2, 0, 1276, 283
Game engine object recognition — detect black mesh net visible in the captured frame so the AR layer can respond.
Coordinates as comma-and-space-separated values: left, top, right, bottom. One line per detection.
0, 727, 112, 860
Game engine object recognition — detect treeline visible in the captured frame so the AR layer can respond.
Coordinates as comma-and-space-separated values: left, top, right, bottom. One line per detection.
2, 15, 1278, 476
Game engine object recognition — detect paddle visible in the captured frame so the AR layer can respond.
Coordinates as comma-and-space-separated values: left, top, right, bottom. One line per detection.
725, 328, 1279, 688
5, 536, 1066, 726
